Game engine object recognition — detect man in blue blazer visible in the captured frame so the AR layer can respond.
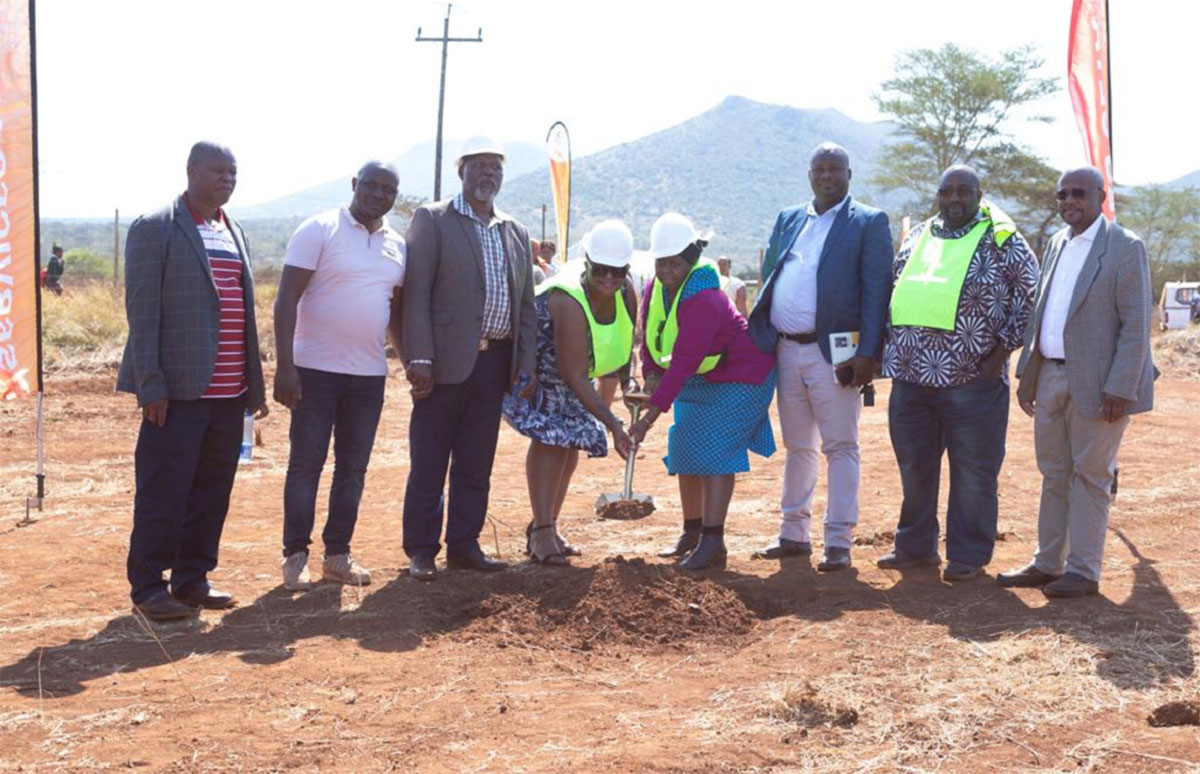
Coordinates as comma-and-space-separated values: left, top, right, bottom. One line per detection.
748, 143, 893, 571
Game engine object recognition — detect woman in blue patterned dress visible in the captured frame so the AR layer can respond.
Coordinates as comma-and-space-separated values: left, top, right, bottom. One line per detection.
503, 220, 640, 565
629, 213, 776, 570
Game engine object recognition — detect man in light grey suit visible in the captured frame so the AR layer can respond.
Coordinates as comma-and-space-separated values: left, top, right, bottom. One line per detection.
999, 166, 1155, 598
401, 137, 537, 581
118, 141, 268, 620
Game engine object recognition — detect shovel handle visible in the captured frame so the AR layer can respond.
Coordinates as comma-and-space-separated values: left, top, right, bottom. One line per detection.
623, 403, 640, 500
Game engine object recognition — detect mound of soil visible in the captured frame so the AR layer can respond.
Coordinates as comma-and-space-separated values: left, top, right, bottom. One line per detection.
455, 556, 754, 651
1148, 700, 1200, 727
595, 499, 656, 520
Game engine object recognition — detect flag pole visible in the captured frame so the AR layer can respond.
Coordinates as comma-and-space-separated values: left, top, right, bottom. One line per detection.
1105, 0, 1113, 180
26, 0, 44, 523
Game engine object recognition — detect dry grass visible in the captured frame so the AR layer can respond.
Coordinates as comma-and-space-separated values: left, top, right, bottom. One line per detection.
1155, 326, 1200, 378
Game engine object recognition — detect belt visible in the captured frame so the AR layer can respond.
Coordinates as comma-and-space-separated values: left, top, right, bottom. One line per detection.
778, 331, 818, 344
1047, 357, 1066, 365
479, 337, 511, 351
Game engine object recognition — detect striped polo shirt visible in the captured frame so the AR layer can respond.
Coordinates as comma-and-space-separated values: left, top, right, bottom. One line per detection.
186, 197, 248, 399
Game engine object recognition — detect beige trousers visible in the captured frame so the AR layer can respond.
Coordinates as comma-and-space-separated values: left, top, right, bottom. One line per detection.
1032, 361, 1128, 581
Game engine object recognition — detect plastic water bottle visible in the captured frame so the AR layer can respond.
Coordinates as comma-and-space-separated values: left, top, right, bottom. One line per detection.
239, 411, 254, 463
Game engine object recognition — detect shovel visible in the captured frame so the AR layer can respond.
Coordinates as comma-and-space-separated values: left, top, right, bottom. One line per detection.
595, 400, 656, 520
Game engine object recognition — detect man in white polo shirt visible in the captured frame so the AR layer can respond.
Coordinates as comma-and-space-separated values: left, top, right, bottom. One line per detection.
273, 161, 405, 590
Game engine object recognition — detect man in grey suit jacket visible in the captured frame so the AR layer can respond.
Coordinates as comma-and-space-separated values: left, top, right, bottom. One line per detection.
999, 166, 1155, 598
401, 137, 536, 580
117, 142, 268, 620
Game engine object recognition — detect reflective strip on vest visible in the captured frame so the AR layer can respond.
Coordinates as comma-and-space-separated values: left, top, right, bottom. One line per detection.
538, 270, 633, 378
646, 258, 722, 374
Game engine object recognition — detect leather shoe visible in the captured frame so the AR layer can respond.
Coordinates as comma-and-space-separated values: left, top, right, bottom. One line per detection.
679, 534, 727, 570
1042, 572, 1099, 598
173, 584, 237, 609
408, 555, 438, 581
752, 537, 812, 560
817, 546, 851, 572
876, 550, 941, 569
133, 590, 199, 621
446, 552, 509, 573
658, 529, 701, 558
996, 563, 1061, 588
942, 561, 983, 582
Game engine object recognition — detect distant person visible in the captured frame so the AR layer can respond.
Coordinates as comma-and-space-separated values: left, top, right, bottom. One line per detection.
877, 165, 1038, 582
43, 244, 64, 295
538, 240, 559, 278
503, 220, 639, 564
748, 142, 893, 572
117, 141, 268, 621
273, 161, 406, 591
401, 137, 537, 581
717, 256, 748, 317
999, 166, 1155, 598
529, 239, 547, 285
630, 213, 776, 570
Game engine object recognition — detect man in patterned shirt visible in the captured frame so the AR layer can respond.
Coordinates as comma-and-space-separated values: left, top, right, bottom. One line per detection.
876, 165, 1039, 582
117, 142, 268, 621
401, 137, 537, 581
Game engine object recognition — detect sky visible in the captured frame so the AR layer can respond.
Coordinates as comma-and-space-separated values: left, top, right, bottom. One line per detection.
34, 0, 1198, 218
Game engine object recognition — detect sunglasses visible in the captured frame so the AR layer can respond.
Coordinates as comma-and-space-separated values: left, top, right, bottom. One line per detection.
588, 262, 629, 279
1055, 187, 1095, 201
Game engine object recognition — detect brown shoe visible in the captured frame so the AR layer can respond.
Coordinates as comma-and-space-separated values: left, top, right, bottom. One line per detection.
996, 563, 1060, 588
1042, 572, 1099, 598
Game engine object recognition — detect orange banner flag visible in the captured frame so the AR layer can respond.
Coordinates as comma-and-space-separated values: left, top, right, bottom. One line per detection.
546, 122, 570, 263
1068, 0, 1115, 219
0, 0, 38, 399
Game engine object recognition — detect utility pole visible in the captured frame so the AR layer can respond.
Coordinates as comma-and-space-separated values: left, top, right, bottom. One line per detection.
416, 4, 482, 201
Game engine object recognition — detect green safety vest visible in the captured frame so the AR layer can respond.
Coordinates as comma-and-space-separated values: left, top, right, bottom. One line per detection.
646, 258, 723, 374
538, 270, 633, 378
890, 203, 1016, 331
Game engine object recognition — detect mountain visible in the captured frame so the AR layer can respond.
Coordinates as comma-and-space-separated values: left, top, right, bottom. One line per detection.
497, 96, 901, 271
234, 139, 546, 219
1166, 169, 1200, 190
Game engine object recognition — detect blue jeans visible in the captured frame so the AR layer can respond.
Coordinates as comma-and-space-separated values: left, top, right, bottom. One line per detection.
282, 367, 386, 557
888, 376, 1009, 567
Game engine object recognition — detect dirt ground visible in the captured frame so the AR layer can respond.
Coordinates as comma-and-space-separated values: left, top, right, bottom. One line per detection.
1, 366, 1198, 773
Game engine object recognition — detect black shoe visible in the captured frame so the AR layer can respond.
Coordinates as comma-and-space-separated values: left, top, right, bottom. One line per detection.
446, 552, 509, 573
679, 534, 727, 570
752, 537, 812, 560
876, 550, 941, 570
817, 546, 852, 572
942, 561, 983, 582
996, 563, 1061, 588
173, 584, 237, 610
134, 590, 200, 621
408, 555, 438, 582
1042, 572, 1099, 598
658, 529, 701, 558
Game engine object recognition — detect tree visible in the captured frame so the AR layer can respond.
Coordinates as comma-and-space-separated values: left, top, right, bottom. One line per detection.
872, 44, 1061, 252
1116, 185, 1200, 297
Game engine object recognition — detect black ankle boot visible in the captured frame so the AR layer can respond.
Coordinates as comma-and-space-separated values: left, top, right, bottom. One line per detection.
680, 533, 727, 570
658, 521, 701, 558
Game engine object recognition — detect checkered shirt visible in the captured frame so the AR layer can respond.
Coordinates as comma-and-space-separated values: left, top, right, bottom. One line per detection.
453, 193, 511, 339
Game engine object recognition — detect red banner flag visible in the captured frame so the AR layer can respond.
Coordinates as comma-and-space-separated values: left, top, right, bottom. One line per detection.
1068, 0, 1115, 219
546, 122, 570, 263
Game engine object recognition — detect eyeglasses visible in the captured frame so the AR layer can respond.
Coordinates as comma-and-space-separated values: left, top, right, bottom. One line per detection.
588, 263, 629, 279
1055, 187, 1096, 201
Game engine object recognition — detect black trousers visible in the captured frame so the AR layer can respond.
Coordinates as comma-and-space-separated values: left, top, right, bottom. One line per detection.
402, 343, 510, 559
127, 397, 244, 603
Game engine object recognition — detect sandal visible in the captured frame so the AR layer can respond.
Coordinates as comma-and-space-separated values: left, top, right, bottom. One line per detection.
529, 524, 569, 566
526, 520, 583, 557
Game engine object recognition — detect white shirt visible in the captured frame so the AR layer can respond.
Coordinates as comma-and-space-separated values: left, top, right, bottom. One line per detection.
721, 274, 746, 303
769, 196, 847, 335
285, 206, 406, 376
1038, 215, 1104, 360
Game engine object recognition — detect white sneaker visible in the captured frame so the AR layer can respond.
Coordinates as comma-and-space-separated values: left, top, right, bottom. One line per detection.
322, 553, 371, 586
282, 551, 313, 591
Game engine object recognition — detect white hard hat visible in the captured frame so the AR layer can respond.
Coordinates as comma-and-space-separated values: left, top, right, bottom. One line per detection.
582, 219, 634, 267
456, 136, 506, 166
647, 212, 711, 260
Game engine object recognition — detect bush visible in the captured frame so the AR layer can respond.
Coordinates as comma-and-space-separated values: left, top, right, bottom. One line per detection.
42, 283, 127, 370
63, 248, 116, 282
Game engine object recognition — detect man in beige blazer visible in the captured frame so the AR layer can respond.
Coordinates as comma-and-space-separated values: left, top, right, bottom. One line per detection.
999, 166, 1155, 598
401, 137, 537, 581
